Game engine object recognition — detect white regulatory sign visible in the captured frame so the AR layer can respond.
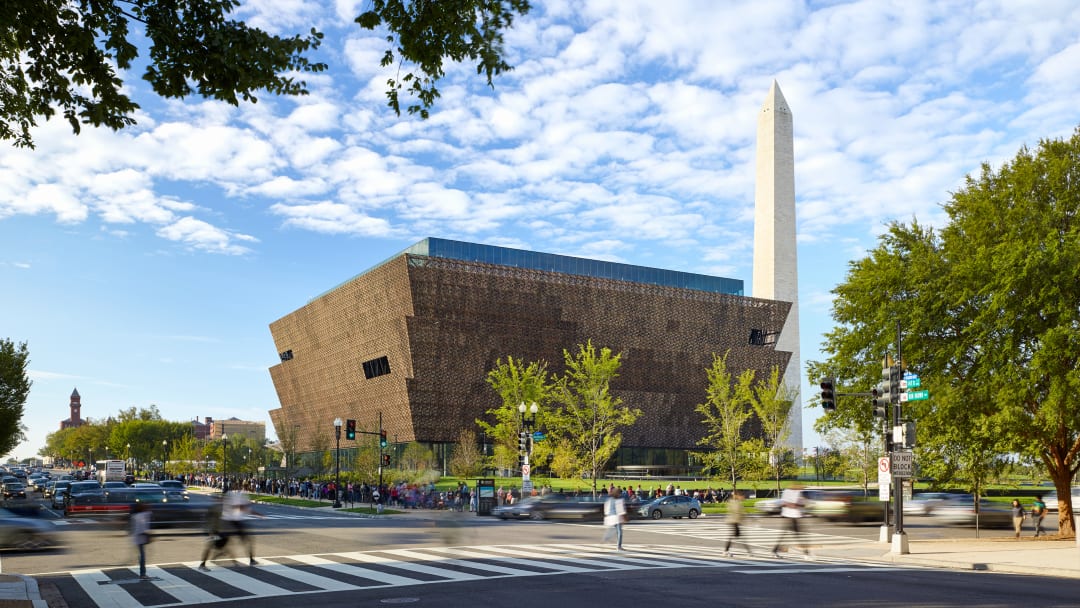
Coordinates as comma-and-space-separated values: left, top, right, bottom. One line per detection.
521, 464, 531, 478
891, 451, 914, 477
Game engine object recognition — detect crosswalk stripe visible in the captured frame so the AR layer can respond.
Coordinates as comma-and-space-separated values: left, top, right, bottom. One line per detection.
254, 559, 358, 591
70, 569, 144, 608
45, 543, 914, 608
285, 554, 420, 586
380, 548, 530, 577
336, 551, 485, 581
143, 566, 220, 604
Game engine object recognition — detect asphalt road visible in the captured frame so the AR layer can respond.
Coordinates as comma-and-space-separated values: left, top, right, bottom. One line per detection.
0, 494, 1074, 608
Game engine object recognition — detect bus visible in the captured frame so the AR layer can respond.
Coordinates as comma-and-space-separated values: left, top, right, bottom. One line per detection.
95, 459, 127, 483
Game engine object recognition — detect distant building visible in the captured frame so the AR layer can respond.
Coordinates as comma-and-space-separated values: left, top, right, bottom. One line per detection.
210, 417, 266, 444
59, 388, 85, 430
189, 417, 212, 440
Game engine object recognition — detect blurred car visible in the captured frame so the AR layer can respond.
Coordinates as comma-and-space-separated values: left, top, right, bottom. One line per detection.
1041, 488, 1079, 512
807, 491, 883, 523
50, 481, 72, 509
2, 482, 27, 500
0, 508, 57, 550
493, 494, 604, 521
103, 481, 128, 489
63, 481, 105, 514
754, 495, 783, 515
904, 492, 953, 516
933, 495, 1012, 528
159, 480, 190, 501
638, 495, 702, 520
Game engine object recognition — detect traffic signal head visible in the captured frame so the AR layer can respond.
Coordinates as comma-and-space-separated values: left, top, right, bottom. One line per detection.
888, 365, 903, 403
518, 431, 529, 452
345, 419, 356, 440
379, 429, 387, 448
819, 377, 837, 411
381, 454, 390, 466
871, 384, 889, 418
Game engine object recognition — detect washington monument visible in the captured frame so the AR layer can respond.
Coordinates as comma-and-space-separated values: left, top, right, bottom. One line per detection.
753, 81, 803, 453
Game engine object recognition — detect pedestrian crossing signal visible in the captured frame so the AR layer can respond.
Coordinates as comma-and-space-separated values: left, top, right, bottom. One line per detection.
381, 454, 390, 466
345, 419, 356, 440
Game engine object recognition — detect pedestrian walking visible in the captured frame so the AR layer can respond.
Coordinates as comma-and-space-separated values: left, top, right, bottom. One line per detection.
602, 487, 627, 551
221, 489, 262, 566
724, 491, 752, 556
198, 494, 226, 570
772, 484, 809, 558
1011, 499, 1026, 539
130, 502, 152, 579
1032, 496, 1047, 537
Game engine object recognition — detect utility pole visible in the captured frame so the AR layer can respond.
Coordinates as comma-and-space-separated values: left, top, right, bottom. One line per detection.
892, 321, 909, 554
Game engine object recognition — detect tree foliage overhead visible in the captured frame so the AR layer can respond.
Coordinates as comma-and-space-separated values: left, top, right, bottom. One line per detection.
2, 0, 531, 148
1, 0, 325, 148
0, 339, 32, 456
358, 0, 531, 118
810, 126, 1080, 535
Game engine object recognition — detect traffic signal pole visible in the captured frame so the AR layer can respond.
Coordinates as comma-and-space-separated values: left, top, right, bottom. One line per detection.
892, 323, 909, 554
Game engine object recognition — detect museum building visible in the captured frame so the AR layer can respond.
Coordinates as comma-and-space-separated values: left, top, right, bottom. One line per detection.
267, 237, 792, 473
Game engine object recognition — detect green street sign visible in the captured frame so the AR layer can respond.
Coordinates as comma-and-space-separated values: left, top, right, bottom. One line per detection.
907, 389, 929, 401
904, 377, 921, 388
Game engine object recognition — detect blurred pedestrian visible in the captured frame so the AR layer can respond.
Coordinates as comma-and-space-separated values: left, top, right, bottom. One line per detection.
602, 487, 627, 551
1032, 496, 1047, 537
130, 502, 152, 579
1011, 499, 1025, 539
198, 495, 226, 570
724, 491, 751, 556
222, 489, 262, 566
772, 484, 809, 558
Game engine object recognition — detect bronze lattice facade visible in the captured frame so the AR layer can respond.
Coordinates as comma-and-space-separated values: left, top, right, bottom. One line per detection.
268, 239, 791, 456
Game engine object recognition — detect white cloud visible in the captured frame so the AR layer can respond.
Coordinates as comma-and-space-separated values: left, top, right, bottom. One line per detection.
155, 217, 257, 255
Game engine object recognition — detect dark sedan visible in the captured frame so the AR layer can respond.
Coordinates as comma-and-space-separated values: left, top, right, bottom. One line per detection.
2, 482, 27, 500
493, 494, 604, 521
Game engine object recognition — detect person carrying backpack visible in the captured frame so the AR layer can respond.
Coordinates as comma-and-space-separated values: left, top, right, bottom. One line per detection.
1032, 496, 1047, 537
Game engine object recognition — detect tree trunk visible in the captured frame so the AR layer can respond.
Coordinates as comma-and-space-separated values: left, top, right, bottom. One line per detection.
1047, 448, 1076, 537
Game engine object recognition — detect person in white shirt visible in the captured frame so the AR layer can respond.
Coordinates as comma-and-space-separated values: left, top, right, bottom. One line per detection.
130, 502, 152, 579
772, 485, 810, 558
603, 487, 628, 551
221, 490, 261, 566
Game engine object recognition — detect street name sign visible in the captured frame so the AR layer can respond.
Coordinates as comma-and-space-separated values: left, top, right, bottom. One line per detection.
906, 389, 929, 401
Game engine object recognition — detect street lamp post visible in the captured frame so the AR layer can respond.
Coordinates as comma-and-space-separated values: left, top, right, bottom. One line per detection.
125, 443, 131, 474
162, 439, 168, 480
333, 418, 343, 508
222, 433, 229, 493
518, 401, 538, 500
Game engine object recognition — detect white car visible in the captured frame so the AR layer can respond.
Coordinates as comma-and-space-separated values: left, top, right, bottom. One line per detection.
1040, 488, 1079, 512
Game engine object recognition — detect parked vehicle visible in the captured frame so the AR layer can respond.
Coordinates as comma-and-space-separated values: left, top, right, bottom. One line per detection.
638, 495, 702, 520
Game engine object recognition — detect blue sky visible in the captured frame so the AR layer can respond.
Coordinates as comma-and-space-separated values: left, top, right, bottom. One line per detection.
3, 0, 1080, 461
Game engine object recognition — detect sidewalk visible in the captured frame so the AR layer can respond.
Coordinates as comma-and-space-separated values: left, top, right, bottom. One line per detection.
0, 573, 48, 608
814, 535, 1080, 579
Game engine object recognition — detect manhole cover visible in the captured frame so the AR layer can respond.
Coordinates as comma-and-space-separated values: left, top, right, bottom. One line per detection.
380, 598, 420, 604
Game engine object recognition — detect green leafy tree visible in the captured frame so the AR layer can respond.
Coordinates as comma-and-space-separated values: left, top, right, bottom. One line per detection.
548, 340, 641, 497
480, 356, 551, 474
449, 428, 486, 478
2, 0, 531, 148
751, 365, 798, 491
810, 127, 1080, 535
0, 339, 31, 455
694, 351, 756, 492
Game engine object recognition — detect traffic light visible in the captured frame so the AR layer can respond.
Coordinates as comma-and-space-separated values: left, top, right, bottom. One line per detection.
871, 385, 889, 418
888, 365, 903, 403
518, 431, 529, 452
819, 377, 836, 411
379, 429, 387, 448
381, 454, 390, 466
345, 419, 356, 440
